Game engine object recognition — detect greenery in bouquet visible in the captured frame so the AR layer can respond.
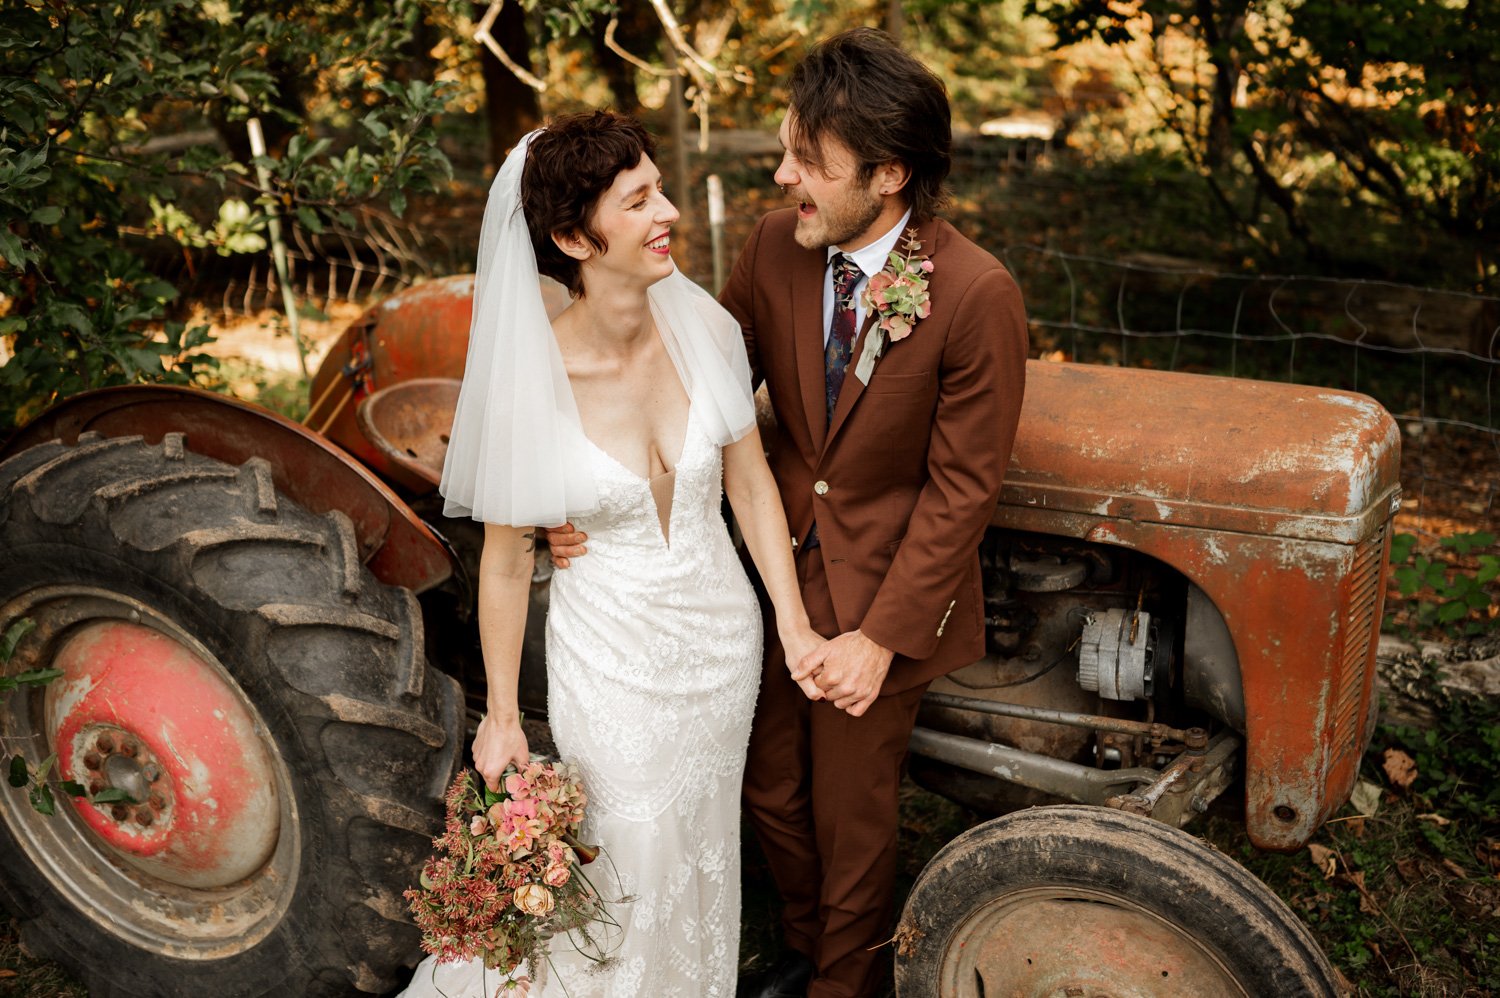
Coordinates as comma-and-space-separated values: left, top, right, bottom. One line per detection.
405, 762, 615, 984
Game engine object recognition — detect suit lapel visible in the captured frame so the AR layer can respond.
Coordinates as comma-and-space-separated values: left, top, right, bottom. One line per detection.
793, 248, 829, 455
823, 217, 941, 451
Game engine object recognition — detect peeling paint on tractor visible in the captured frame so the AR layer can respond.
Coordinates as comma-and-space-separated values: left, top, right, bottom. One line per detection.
997, 504, 1388, 850
46, 621, 280, 888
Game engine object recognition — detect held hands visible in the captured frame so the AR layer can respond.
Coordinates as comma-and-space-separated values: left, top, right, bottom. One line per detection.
780, 623, 828, 702
793, 629, 894, 717
472, 710, 529, 790
541, 521, 588, 569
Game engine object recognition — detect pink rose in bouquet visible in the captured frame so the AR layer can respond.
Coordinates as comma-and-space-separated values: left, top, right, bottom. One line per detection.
405, 763, 615, 984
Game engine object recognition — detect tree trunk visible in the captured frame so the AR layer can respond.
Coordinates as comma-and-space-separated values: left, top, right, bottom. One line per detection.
479, 0, 541, 169
1375, 634, 1500, 728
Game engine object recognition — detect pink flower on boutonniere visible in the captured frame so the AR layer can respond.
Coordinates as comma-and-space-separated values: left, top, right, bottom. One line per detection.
852, 228, 932, 382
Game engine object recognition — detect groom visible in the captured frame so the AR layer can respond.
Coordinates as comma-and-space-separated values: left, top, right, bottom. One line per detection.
723, 29, 1028, 998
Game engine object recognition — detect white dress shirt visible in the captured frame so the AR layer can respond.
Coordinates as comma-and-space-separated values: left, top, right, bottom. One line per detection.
821, 209, 914, 346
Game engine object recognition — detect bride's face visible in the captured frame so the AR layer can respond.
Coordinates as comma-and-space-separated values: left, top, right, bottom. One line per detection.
579, 154, 679, 289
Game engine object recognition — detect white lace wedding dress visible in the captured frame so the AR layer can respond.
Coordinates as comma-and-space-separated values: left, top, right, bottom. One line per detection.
402, 405, 762, 998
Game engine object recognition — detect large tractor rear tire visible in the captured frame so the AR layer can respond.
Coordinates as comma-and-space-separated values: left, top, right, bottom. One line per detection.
0, 432, 463, 997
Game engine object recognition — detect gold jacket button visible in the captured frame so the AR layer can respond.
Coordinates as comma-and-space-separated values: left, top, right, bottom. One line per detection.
813, 480, 829, 496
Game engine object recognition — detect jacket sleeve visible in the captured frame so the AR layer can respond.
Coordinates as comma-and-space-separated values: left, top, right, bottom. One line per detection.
858, 265, 1028, 661
718, 214, 768, 391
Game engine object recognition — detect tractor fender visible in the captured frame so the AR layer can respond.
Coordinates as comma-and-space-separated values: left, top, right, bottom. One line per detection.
0, 384, 454, 594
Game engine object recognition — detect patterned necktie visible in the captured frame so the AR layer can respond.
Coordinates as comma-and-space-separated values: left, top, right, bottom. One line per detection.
823, 253, 863, 424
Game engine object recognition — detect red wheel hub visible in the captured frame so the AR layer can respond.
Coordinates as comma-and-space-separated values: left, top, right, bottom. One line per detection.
46, 621, 279, 889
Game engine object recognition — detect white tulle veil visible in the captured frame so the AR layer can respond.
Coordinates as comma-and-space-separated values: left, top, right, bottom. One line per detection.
439, 129, 756, 527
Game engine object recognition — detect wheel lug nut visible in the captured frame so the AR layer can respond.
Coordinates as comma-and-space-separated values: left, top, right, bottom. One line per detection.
143, 764, 162, 783
88, 780, 104, 796
96, 735, 114, 753
134, 808, 154, 826
120, 740, 137, 758
110, 804, 129, 821
83, 753, 101, 771
149, 793, 165, 810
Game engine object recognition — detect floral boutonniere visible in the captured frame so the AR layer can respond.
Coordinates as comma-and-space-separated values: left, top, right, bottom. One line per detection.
853, 228, 933, 384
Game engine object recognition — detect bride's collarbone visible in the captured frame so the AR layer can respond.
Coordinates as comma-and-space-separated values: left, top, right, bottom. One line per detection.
571, 379, 691, 481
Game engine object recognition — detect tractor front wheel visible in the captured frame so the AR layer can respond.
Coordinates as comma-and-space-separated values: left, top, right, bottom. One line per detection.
895, 804, 1339, 997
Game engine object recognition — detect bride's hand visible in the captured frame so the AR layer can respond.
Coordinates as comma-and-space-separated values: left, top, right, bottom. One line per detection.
780, 624, 827, 701
473, 711, 529, 790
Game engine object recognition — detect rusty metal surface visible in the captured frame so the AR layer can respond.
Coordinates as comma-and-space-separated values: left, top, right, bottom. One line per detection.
0, 587, 298, 957
987, 508, 1387, 850
0, 385, 453, 594
48, 620, 279, 888
909, 727, 1160, 803
307, 276, 471, 482
1004, 361, 1401, 543
355, 378, 461, 488
922, 690, 1197, 742
951, 892, 1248, 997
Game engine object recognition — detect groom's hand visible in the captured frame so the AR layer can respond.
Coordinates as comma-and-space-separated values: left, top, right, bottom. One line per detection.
795, 629, 893, 717
539, 522, 588, 568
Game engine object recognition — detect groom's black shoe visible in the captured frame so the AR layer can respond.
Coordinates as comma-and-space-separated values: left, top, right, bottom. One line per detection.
738, 951, 815, 998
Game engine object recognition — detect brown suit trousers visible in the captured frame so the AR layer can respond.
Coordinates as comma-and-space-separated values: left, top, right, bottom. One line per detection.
744, 550, 928, 998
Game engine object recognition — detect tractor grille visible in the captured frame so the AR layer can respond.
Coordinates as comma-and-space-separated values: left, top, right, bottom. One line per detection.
1331, 524, 1386, 767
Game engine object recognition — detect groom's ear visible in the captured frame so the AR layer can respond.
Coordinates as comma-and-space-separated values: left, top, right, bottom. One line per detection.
552, 228, 593, 262
873, 160, 912, 199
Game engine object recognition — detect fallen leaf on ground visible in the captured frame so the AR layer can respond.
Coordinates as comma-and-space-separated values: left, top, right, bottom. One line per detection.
1382, 748, 1418, 789
1395, 857, 1426, 883
1442, 858, 1469, 879
1309, 842, 1338, 878
0, 969, 16, 979
1350, 778, 1383, 816
1415, 812, 1451, 827
1476, 838, 1499, 874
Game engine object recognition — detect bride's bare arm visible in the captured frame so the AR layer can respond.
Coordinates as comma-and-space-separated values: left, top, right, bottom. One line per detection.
472, 522, 535, 788
723, 429, 825, 700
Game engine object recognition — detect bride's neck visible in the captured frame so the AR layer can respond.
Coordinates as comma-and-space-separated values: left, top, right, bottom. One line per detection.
568, 282, 653, 354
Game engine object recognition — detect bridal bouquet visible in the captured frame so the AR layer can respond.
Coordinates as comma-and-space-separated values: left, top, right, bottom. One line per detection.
405, 761, 612, 983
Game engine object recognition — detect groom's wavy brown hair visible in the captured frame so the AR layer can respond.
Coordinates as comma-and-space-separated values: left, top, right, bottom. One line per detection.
787, 28, 951, 221
521, 111, 656, 297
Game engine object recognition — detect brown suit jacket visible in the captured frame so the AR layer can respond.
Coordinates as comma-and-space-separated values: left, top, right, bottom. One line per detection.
720, 208, 1028, 693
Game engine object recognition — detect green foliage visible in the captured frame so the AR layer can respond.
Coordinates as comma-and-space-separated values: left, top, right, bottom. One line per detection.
1205, 684, 1500, 994
1382, 694, 1500, 826
0, 617, 66, 816
1389, 532, 1499, 638
0, 0, 454, 429
1025, 0, 1500, 285
1, 616, 148, 817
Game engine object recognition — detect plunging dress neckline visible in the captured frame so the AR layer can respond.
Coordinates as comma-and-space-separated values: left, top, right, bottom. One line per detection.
580, 403, 695, 548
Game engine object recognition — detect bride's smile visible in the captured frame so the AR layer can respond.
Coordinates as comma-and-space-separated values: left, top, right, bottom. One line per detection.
576, 155, 679, 286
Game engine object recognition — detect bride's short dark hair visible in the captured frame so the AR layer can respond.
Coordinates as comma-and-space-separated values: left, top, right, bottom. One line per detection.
521, 111, 656, 297
788, 28, 951, 221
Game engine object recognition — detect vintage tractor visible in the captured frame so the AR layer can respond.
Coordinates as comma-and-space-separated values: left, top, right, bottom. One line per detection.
0, 272, 1396, 997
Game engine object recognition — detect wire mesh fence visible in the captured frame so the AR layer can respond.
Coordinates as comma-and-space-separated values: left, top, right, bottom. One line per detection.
996, 247, 1499, 530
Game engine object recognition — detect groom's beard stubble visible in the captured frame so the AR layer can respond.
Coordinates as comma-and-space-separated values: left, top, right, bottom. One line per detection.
790, 183, 884, 251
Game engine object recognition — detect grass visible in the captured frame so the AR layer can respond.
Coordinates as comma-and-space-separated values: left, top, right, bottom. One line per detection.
1202, 709, 1500, 995
0, 926, 84, 997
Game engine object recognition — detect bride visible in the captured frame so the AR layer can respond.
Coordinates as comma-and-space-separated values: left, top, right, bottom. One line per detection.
402, 112, 824, 997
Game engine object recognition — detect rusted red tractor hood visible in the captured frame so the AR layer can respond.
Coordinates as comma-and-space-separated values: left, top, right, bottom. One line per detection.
1004, 361, 1401, 541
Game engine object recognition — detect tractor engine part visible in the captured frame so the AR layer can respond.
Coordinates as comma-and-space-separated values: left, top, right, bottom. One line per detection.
1077, 607, 1155, 700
